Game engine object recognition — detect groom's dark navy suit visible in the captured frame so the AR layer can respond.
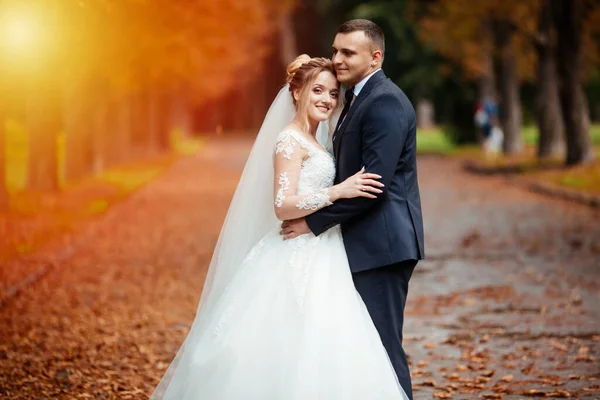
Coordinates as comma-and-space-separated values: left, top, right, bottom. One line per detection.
306, 69, 424, 398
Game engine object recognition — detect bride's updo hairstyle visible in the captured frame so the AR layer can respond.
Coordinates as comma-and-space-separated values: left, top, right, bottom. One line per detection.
286, 54, 339, 133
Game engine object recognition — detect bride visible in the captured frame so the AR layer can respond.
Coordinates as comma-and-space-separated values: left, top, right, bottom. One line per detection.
150, 55, 409, 400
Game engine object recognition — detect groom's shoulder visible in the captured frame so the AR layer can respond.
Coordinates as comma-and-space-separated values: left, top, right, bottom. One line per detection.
369, 79, 413, 110
380, 78, 409, 101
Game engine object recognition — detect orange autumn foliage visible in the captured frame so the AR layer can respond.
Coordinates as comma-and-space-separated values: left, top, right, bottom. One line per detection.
2, 0, 294, 103
416, 0, 600, 82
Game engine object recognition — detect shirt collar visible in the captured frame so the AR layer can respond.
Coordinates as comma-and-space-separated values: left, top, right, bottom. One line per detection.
352, 68, 382, 97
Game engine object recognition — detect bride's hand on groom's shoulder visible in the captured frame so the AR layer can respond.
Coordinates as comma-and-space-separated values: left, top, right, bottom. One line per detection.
331, 167, 383, 201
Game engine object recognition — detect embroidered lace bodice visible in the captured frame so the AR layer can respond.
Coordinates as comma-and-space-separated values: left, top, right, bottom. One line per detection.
272, 130, 336, 218
275, 130, 335, 193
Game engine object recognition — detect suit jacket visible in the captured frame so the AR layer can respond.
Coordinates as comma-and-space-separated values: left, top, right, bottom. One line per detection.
305, 70, 424, 273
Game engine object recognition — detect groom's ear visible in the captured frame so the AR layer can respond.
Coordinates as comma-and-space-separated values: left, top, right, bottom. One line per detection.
371, 49, 383, 67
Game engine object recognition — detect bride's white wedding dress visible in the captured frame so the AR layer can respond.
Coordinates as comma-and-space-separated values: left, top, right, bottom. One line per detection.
151, 129, 408, 399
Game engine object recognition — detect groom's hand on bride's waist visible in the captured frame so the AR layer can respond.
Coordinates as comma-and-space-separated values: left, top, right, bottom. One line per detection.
281, 218, 311, 240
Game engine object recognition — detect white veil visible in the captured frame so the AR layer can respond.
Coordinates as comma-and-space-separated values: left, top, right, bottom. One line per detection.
151, 84, 334, 398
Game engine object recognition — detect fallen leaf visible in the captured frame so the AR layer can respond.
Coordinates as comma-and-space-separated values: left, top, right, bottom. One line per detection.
545, 390, 571, 398
521, 362, 535, 375
443, 336, 458, 345
491, 384, 512, 394
549, 340, 568, 352
522, 389, 547, 396
447, 373, 461, 381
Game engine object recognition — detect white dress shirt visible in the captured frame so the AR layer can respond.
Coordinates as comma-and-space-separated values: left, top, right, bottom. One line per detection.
338, 68, 382, 127
352, 68, 382, 98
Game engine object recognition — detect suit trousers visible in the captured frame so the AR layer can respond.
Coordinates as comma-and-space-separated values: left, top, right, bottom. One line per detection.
352, 259, 417, 400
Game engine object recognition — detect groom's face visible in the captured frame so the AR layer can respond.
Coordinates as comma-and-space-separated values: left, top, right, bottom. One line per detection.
332, 31, 378, 87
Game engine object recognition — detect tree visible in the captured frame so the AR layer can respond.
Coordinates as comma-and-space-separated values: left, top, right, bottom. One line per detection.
534, 0, 564, 159
351, 1, 445, 128
45, 0, 292, 185
552, 0, 594, 165
0, 101, 7, 209
2, 0, 295, 193
492, 18, 523, 154
417, 0, 530, 152
26, 75, 61, 191
0, 54, 8, 208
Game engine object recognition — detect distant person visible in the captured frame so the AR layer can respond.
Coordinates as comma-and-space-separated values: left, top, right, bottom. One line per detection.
474, 96, 503, 154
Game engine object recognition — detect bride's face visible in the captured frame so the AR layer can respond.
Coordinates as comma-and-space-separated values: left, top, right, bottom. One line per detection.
305, 71, 339, 122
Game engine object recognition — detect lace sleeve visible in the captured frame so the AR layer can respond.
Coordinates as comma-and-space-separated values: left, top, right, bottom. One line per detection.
273, 132, 333, 221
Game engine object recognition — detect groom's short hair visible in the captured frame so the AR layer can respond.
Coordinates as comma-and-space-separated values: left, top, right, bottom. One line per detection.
337, 19, 385, 54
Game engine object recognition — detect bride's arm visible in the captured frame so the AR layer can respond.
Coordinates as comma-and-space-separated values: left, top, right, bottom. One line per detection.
273, 133, 382, 222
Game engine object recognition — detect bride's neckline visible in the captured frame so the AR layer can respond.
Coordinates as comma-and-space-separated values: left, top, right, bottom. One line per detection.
280, 128, 332, 158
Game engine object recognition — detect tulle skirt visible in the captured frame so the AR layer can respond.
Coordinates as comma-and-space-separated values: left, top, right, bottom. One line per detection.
152, 226, 408, 400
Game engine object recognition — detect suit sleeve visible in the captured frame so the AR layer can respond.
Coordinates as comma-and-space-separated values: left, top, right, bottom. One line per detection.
305, 93, 409, 236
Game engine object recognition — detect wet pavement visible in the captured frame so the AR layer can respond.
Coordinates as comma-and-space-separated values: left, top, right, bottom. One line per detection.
408, 153, 600, 399
0, 137, 598, 399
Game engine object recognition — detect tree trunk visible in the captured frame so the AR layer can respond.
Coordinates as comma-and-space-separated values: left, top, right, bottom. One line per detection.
63, 78, 95, 182
478, 59, 496, 100
170, 87, 193, 138
130, 91, 147, 157
0, 102, 8, 209
87, 78, 115, 175
493, 20, 523, 155
147, 90, 162, 151
535, 0, 565, 159
279, 10, 298, 67
552, 0, 594, 165
416, 98, 435, 130
478, 22, 497, 100
103, 94, 125, 168
27, 77, 61, 191
114, 93, 133, 164
158, 94, 170, 150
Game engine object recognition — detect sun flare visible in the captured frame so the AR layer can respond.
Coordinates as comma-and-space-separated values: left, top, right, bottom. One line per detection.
0, 4, 43, 59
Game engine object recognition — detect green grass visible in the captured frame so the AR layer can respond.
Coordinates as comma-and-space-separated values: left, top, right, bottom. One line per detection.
4, 119, 28, 193
416, 124, 600, 156
522, 124, 600, 146
556, 175, 587, 189
4, 118, 68, 193
3, 119, 205, 194
97, 167, 165, 193
85, 199, 110, 215
170, 128, 205, 155
416, 127, 455, 154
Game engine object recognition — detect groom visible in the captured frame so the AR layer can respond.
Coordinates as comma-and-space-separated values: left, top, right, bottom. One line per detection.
281, 19, 424, 398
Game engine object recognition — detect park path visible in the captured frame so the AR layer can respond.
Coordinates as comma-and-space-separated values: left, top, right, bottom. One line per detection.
0, 137, 598, 399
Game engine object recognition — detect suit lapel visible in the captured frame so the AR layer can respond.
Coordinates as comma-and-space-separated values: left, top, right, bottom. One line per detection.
333, 70, 387, 160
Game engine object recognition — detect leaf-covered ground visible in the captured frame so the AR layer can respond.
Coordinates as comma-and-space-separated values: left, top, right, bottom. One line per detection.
0, 137, 598, 399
